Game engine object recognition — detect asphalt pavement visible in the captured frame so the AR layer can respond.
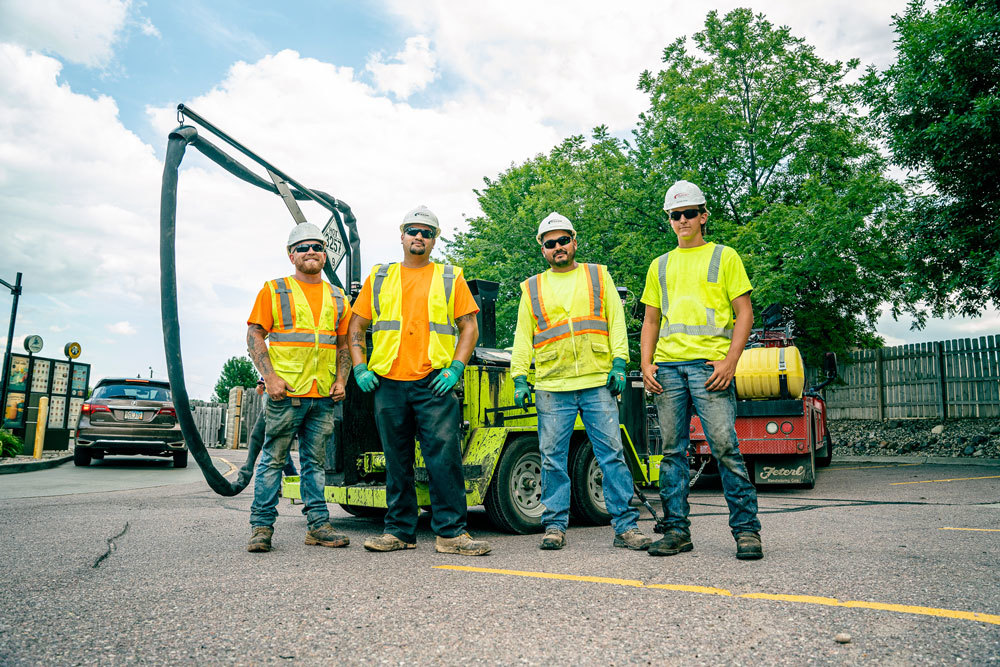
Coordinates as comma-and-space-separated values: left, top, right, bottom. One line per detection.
0, 454, 997, 665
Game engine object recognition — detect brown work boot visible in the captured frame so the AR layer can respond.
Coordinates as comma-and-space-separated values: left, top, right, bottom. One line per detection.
539, 528, 566, 550
364, 533, 416, 552
735, 532, 763, 560
613, 527, 652, 550
648, 531, 693, 557
247, 526, 273, 553
435, 532, 491, 556
304, 522, 350, 548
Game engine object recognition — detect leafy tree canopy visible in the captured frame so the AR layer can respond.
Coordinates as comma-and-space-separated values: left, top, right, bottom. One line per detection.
864, 0, 1000, 320
214, 356, 259, 403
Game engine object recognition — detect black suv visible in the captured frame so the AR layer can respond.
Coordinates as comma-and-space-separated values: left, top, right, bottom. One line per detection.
74, 378, 186, 467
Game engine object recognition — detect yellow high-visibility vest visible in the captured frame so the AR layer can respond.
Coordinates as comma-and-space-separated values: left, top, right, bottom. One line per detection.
523, 263, 612, 381
367, 262, 459, 375
266, 276, 346, 396
655, 244, 735, 349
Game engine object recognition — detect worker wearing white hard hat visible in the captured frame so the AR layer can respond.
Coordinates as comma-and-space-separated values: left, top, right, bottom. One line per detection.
244, 221, 353, 553
510, 212, 651, 552
640, 180, 762, 560
349, 205, 492, 557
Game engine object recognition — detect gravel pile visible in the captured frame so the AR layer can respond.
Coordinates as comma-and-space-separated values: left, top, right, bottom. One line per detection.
829, 418, 1000, 459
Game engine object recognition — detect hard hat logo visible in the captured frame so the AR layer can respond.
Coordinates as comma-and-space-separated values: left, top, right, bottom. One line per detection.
400, 205, 441, 232
536, 211, 577, 244
287, 222, 326, 250
663, 180, 707, 210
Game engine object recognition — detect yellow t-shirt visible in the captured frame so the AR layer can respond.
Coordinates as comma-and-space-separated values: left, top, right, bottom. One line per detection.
640, 242, 751, 363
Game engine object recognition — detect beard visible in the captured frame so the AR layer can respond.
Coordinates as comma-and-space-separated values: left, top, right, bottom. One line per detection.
295, 256, 324, 274
549, 248, 574, 268
408, 244, 427, 255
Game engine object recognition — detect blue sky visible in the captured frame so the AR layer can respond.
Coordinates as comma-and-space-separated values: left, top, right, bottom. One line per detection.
0, 0, 996, 401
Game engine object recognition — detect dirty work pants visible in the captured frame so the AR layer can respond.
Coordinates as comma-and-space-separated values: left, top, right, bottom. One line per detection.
251, 397, 334, 530
373, 375, 467, 544
654, 363, 760, 538
534, 385, 640, 535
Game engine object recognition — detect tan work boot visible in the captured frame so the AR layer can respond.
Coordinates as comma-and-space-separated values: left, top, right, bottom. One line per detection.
613, 527, 652, 550
435, 532, 491, 556
539, 528, 566, 550
304, 522, 350, 548
247, 526, 273, 553
364, 533, 416, 552
735, 532, 763, 560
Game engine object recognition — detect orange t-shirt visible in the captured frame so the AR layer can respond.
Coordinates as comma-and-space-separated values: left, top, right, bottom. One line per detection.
353, 263, 479, 381
247, 277, 352, 397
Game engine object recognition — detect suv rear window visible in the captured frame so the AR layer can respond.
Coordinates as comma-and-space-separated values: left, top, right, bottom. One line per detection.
92, 383, 171, 401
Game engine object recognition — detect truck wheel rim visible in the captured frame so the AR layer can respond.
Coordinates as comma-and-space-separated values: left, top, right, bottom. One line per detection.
586, 458, 607, 511
510, 453, 544, 517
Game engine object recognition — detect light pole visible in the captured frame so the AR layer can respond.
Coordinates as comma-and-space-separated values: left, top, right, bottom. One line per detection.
0, 272, 23, 422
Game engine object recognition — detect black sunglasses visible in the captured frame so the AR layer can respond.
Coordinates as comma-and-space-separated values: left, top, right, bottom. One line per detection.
404, 227, 436, 239
293, 243, 325, 253
543, 235, 573, 250
669, 208, 702, 221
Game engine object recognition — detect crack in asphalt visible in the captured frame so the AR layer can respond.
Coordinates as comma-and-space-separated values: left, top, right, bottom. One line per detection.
92, 522, 129, 569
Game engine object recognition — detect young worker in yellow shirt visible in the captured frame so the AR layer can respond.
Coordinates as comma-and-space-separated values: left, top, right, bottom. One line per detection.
511, 212, 652, 551
640, 180, 762, 560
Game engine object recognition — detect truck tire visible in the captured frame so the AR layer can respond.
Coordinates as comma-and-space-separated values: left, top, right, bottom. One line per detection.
815, 432, 833, 468
73, 447, 92, 467
484, 436, 544, 534
173, 450, 188, 468
339, 504, 387, 519
569, 441, 612, 526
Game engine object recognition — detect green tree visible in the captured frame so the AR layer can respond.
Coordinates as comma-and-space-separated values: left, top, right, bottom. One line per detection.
214, 356, 259, 403
863, 0, 1000, 321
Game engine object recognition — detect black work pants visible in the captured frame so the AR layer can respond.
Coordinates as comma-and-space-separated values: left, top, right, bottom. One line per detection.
373, 374, 467, 544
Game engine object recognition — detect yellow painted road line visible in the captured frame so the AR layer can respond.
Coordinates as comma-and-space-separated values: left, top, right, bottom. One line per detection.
940, 527, 1000, 532
891, 475, 1000, 485
435, 565, 1000, 627
212, 456, 238, 478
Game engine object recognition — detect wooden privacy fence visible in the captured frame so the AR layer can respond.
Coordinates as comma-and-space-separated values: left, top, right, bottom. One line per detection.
190, 399, 227, 446
823, 334, 1000, 420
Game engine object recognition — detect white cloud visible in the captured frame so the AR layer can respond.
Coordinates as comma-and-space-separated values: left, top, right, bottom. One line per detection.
107, 321, 137, 335
0, 0, 131, 67
366, 35, 437, 98
137, 17, 160, 39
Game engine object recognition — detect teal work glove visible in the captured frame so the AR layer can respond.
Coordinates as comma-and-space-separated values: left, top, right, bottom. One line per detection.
513, 375, 531, 410
429, 360, 465, 396
353, 363, 380, 393
607, 358, 627, 396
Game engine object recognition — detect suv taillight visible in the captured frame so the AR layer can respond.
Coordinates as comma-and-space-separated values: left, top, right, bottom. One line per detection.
81, 403, 110, 415
157, 406, 177, 417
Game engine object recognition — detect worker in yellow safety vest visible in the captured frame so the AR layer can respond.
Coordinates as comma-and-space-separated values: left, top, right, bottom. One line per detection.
245, 222, 353, 553
348, 205, 491, 556
639, 180, 762, 560
510, 212, 652, 552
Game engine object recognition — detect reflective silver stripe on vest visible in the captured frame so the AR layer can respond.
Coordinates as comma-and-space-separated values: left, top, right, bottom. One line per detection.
372, 263, 393, 318
526, 274, 547, 329
659, 245, 733, 340
429, 264, 457, 336
275, 278, 293, 328
707, 244, 724, 283
574, 317, 609, 333
533, 321, 571, 346
268, 332, 316, 343
328, 284, 344, 325
586, 263, 603, 317
372, 321, 401, 332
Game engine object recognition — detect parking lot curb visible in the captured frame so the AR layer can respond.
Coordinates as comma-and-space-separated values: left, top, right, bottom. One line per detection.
0, 454, 74, 475
834, 455, 1000, 467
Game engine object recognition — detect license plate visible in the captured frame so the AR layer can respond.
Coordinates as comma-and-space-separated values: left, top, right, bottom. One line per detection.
123, 410, 144, 421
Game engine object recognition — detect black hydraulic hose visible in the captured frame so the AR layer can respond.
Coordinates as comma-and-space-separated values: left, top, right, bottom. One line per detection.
160, 126, 260, 495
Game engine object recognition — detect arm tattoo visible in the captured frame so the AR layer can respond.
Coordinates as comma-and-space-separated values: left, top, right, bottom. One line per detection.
246, 324, 274, 376
455, 313, 477, 327
350, 330, 366, 350
336, 348, 351, 383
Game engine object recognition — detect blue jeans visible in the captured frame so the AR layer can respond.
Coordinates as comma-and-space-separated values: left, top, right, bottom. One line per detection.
535, 386, 639, 534
654, 364, 760, 537
251, 397, 334, 529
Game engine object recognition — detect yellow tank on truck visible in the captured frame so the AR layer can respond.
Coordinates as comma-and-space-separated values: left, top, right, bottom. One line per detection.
734, 346, 804, 399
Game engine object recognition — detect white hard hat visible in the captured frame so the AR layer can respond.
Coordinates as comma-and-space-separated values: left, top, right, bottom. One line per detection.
663, 180, 706, 210
287, 222, 326, 250
536, 212, 576, 244
400, 205, 440, 232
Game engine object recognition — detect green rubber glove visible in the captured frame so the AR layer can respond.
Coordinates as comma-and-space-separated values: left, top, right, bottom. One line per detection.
513, 375, 531, 410
607, 358, 627, 396
430, 360, 465, 396
353, 363, 380, 393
